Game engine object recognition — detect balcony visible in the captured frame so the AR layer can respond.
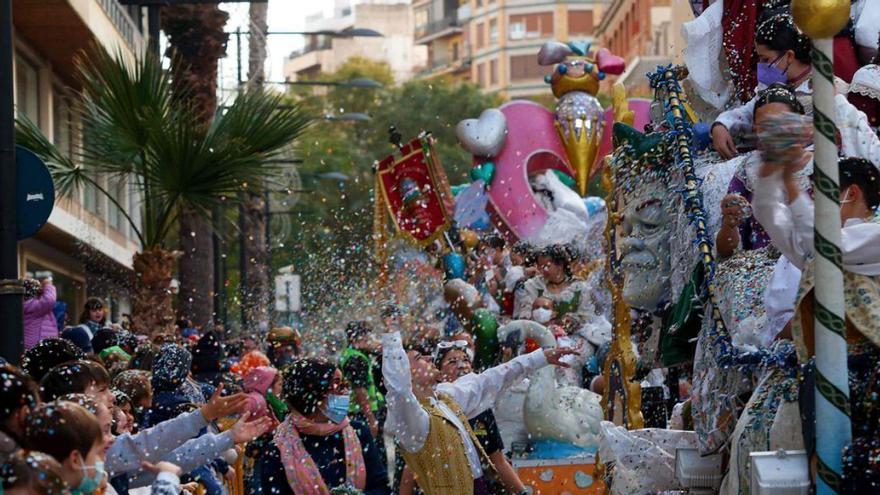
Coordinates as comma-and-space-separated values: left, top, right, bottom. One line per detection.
457, 3, 472, 22
416, 43, 472, 78
415, 15, 463, 44
288, 39, 333, 60
13, 0, 144, 85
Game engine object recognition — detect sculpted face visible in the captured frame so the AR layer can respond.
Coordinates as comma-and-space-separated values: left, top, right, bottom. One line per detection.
619, 179, 673, 311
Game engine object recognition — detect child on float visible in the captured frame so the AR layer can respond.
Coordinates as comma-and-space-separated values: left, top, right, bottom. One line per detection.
710, 12, 880, 164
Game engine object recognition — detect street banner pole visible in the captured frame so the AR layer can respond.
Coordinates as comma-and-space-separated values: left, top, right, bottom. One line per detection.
792, 0, 851, 492
0, 0, 23, 364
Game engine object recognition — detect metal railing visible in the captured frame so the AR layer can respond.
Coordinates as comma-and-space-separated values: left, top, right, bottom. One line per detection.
97, 0, 144, 51
288, 39, 333, 59
415, 14, 462, 40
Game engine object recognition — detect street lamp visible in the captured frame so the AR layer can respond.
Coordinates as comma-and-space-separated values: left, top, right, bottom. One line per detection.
324, 113, 371, 122
267, 78, 384, 89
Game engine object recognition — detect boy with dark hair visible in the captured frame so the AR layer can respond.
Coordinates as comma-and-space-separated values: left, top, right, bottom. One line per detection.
40, 360, 114, 406
0, 365, 40, 458
20, 338, 84, 382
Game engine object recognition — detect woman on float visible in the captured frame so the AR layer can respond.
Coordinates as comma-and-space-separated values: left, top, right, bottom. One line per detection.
716, 83, 810, 260
711, 13, 813, 159
710, 12, 880, 164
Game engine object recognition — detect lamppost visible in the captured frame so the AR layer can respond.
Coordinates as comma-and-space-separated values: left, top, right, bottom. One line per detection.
0, 0, 21, 364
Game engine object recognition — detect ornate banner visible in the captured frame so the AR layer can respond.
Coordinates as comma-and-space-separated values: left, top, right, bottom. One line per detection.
376, 137, 451, 247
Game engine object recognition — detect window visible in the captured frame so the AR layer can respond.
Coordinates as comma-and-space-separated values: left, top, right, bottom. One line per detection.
490, 59, 498, 85
508, 13, 553, 40
509, 54, 548, 81
414, 7, 429, 30
476, 22, 485, 49
52, 90, 72, 158
83, 180, 103, 216
489, 18, 498, 45
15, 55, 40, 126
452, 41, 460, 62
128, 181, 142, 240
107, 177, 127, 232
477, 63, 486, 87
567, 10, 594, 35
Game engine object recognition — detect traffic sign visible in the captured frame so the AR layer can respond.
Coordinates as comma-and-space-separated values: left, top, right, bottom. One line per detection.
16, 146, 54, 240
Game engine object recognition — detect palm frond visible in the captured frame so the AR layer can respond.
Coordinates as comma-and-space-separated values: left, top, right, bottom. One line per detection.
75, 46, 180, 176
15, 113, 88, 197
210, 89, 311, 162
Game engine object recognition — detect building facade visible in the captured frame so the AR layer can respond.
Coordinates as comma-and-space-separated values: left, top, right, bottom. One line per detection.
595, 0, 688, 96
283, 0, 428, 84
13, 0, 145, 325
413, 0, 606, 98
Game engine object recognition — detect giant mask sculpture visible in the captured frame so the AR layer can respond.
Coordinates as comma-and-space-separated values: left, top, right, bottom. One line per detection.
618, 175, 675, 312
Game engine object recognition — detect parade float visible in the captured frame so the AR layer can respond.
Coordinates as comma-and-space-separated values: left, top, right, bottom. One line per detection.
370, 39, 648, 494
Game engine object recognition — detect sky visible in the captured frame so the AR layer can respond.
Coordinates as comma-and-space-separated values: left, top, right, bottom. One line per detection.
221, 0, 326, 97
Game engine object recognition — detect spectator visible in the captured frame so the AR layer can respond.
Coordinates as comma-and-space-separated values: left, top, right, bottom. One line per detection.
255, 358, 390, 494
21, 338, 84, 382
23, 276, 58, 349
340, 321, 384, 441
242, 366, 281, 424
60, 325, 94, 354
78, 298, 108, 336
0, 365, 40, 459
0, 450, 68, 494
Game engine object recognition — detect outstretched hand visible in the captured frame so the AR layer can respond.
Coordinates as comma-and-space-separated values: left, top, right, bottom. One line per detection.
230, 411, 274, 444
543, 347, 580, 368
201, 384, 248, 421
141, 461, 182, 478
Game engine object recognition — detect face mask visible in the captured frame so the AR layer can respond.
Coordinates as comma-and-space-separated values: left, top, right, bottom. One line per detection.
73, 460, 105, 495
323, 394, 350, 424
757, 54, 788, 86
532, 308, 554, 324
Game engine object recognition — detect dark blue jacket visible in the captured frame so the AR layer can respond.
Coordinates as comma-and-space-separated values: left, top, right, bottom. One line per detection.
254, 419, 390, 495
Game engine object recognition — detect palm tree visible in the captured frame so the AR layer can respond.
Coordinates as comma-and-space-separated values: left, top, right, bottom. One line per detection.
161, 5, 230, 328
16, 47, 310, 335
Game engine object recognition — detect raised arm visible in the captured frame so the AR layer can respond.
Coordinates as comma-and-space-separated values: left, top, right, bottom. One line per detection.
752, 169, 814, 270
381, 331, 430, 454
438, 347, 575, 419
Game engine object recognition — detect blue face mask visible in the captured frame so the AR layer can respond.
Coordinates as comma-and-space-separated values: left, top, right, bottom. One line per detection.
72, 460, 106, 495
323, 394, 350, 424
757, 53, 789, 86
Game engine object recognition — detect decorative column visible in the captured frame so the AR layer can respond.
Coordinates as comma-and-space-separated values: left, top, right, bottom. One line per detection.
791, 1, 851, 492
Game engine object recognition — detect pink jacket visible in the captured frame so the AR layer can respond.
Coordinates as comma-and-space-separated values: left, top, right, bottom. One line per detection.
242, 366, 278, 423
23, 284, 58, 349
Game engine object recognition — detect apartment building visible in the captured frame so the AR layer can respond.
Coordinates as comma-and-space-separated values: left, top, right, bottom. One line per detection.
413, 0, 604, 98
595, 0, 688, 96
13, 0, 146, 324
412, 0, 469, 80
283, 0, 428, 84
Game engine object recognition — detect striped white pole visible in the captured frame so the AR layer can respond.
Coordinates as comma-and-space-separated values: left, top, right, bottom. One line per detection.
810, 37, 850, 494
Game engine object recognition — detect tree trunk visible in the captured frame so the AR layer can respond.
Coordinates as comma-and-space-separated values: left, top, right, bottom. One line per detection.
241, 1, 271, 330
178, 205, 215, 328
241, 193, 270, 327
131, 247, 179, 336
161, 5, 229, 328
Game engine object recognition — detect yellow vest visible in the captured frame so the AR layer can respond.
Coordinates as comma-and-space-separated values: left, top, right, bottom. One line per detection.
400, 393, 495, 495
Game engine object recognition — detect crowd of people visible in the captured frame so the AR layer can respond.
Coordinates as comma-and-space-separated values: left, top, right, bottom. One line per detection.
3, 2, 880, 495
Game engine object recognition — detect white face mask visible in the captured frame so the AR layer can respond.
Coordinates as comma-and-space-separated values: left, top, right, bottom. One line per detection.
532, 308, 554, 324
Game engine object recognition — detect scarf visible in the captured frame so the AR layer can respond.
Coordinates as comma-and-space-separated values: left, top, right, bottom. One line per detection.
273, 410, 366, 495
